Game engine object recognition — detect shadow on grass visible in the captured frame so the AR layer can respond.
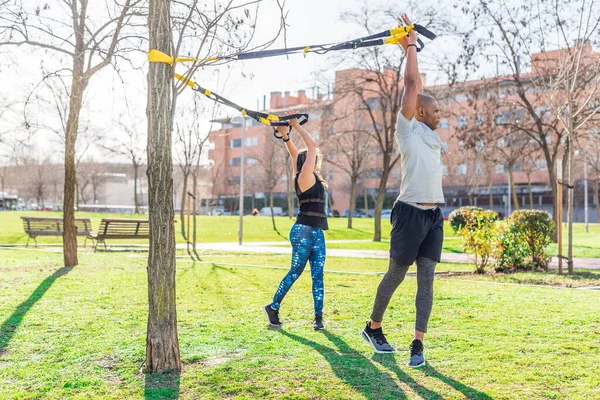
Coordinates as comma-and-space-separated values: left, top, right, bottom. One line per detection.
280, 329, 442, 400
0, 266, 74, 356
373, 356, 493, 400
144, 371, 180, 400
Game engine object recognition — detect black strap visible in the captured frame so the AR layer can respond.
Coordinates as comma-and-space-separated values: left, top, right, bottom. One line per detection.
272, 114, 309, 139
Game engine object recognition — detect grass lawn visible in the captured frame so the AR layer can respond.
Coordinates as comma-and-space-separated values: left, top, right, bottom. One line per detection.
2, 211, 600, 258
1, 249, 599, 399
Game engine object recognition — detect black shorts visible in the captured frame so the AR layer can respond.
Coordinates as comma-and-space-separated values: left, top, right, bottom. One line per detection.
389, 200, 444, 265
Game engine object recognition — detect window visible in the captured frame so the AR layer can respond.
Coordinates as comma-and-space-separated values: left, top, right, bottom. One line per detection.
246, 137, 258, 147
475, 114, 484, 126
475, 163, 483, 175
589, 128, 600, 138
208, 141, 216, 150
228, 176, 240, 185
327, 172, 333, 181
533, 159, 547, 171
246, 157, 258, 166
391, 168, 401, 179
228, 157, 241, 167
514, 161, 523, 172
313, 131, 320, 141
365, 97, 381, 109
442, 164, 448, 176
458, 116, 468, 128
439, 118, 449, 129
457, 164, 467, 176
366, 168, 383, 179
229, 138, 242, 148
476, 139, 484, 151
327, 128, 333, 136
496, 164, 507, 174
441, 141, 448, 153
496, 137, 506, 148
495, 114, 505, 125
458, 140, 465, 149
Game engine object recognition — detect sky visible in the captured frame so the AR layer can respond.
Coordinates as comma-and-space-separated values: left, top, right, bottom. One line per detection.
0, 0, 462, 164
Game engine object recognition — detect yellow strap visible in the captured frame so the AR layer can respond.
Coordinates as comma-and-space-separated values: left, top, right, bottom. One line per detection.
267, 114, 280, 121
389, 24, 414, 36
241, 109, 247, 117
259, 117, 272, 125
174, 73, 196, 88
303, 46, 310, 58
385, 32, 411, 45
204, 89, 212, 97
148, 49, 220, 65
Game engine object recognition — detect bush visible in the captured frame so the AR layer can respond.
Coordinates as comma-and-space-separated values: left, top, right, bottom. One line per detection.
493, 222, 529, 272
448, 206, 486, 233
505, 210, 554, 271
457, 208, 499, 273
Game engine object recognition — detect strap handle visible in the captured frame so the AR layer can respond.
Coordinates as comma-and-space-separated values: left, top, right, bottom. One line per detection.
271, 114, 310, 139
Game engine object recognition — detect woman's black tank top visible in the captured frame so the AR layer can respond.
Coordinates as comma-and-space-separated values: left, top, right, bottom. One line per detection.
294, 173, 329, 230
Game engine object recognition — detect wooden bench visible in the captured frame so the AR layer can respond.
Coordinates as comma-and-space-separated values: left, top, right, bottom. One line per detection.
90, 218, 149, 251
21, 216, 94, 247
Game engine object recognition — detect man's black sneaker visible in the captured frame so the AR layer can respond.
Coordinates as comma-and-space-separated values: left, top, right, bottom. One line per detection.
313, 314, 324, 330
408, 339, 426, 368
361, 322, 395, 353
263, 304, 281, 327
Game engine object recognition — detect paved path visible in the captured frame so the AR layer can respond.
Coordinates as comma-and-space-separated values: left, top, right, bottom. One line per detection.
179, 242, 600, 270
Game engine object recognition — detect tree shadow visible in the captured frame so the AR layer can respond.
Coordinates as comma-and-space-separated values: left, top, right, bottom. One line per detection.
0, 266, 74, 356
420, 364, 494, 399
279, 329, 443, 400
144, 370, 180, 400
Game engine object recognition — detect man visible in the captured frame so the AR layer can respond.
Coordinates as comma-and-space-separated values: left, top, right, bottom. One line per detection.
361, 14, 444, 368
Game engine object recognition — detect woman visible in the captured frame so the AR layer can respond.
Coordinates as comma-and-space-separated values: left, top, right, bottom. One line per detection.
263, 115, 328, 330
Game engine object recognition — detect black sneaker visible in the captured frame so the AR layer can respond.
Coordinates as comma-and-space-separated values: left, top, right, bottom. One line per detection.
263, 304, 281, 327
408, 339, 426, 368
361, 322, 395, 353
313, 314, 324, 330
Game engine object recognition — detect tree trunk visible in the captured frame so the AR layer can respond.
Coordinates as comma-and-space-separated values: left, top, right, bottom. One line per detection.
594, 179, 600, 226
348, 177, 356, 229
144, 0, 181, 374
133, 163, 140, 214
488, 172, 494, 209
373, 170, 390, 242
566, 136, 574, 275
270, 190, 277, 231
508, 166, 519, 212
527, 173, 534, 210
192, 172, 198, 252
180, 173, 188, 241
363, 187, 369, 221
63, 51, 87, 267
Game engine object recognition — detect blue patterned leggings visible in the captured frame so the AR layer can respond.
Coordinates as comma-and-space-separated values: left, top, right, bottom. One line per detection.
271, 223, 326, 315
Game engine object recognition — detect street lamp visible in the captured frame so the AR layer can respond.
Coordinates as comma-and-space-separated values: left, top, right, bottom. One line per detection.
230, 115, 250, 245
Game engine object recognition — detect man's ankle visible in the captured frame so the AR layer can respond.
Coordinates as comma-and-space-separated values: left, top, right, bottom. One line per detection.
369, 320, 382, 330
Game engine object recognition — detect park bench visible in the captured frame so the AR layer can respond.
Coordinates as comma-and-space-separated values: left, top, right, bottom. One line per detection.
90, 218, 149, 251
21, 216, 94, 247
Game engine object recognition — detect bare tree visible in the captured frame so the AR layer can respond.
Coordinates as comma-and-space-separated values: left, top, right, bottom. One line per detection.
254, 132, 286, 232
459, 0, 600, 261
97, 119, 146, 213
324, 115, 374, 228
145, 0, 287, 374
0, 0, 144, 267
335, 3, 455, 241
580, 130, 600, 225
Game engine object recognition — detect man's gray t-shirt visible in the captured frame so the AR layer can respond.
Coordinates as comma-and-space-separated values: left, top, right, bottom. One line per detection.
395, 112, 444, 204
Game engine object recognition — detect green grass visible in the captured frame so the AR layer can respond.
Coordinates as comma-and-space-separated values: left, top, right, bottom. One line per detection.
2, 211, 600, 258
1, 249, 599, 399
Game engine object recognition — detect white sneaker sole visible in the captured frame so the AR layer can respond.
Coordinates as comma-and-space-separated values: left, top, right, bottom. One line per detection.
361, 330, 396, 354
408, 360, 426, 368
263, 306, 281, 327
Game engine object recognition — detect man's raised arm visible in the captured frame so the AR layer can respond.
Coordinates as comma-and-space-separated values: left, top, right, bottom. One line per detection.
400, 14, 422, 121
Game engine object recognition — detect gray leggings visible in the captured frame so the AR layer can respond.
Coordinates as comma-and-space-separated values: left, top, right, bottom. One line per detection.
370, 257, 437, 333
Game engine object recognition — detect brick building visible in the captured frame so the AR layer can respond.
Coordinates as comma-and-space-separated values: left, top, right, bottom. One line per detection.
207, 47, 599, 221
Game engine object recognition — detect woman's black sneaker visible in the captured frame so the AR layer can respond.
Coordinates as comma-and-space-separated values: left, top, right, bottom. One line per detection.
408, 339, 426, 368
263, 304, 281, 327
313, 314, 324, 330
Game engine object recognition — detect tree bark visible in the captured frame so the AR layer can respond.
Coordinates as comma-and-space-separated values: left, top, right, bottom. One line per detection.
133, 163, 140, 214
63, 49, 87, 267
144, 0, 181, 373
270, 190, 277, 231
567, 136, 574, 275
180, 174, 188, 240
594, 179, 600, 226
508, 166, 519, 212
363, 187, 369, 223
373, 170, 390, 242
348, 177, 357, 229
527, 172, 534, 210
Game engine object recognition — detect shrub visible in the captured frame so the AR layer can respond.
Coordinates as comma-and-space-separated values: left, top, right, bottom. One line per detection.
457, 208, 499, 274
448, 206, 485, 233
505, 210, 555, 271
493, 221, 529, 272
